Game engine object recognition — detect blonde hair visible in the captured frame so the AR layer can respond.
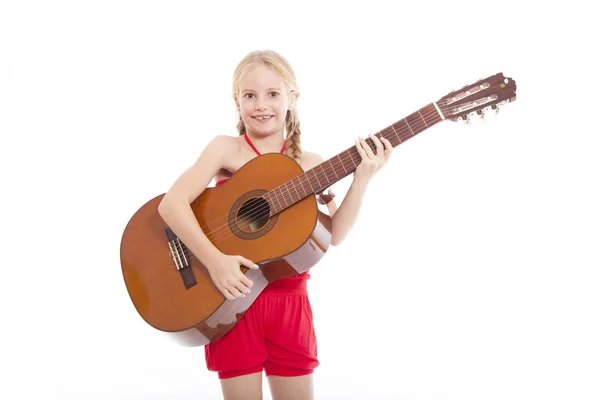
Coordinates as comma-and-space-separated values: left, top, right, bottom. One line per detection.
232, 50, 302, 162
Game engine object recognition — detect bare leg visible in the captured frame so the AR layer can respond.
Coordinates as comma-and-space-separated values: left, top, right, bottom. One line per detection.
267, 374, 314, 400
220, 372, 263, 400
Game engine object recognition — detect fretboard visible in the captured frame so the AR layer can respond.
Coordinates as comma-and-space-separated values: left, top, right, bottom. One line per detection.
265, 102, 443, 215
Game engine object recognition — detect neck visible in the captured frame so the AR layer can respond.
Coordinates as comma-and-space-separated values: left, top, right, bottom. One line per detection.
264, 102, 444, 216
245, 131, 285, 152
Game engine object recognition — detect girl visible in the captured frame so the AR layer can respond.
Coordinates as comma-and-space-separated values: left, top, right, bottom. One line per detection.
157, 50, 393, 400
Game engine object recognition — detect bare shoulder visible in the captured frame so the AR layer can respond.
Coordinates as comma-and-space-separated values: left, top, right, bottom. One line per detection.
202, 134, 242, 165
205, 134, 240, 153
162, 134, 240, 204
299, 150, 326, 171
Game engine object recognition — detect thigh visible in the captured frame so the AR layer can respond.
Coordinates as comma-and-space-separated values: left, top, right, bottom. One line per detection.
205, 296, 269, 378
268, 374, 314, 400
221, 372, 263, 400
264, 295, 319, 375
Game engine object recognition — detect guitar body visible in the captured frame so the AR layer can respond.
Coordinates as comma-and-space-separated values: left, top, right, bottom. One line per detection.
120, 153, 333, 347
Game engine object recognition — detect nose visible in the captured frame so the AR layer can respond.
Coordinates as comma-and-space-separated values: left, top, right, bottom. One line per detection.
255, 95, 267, 111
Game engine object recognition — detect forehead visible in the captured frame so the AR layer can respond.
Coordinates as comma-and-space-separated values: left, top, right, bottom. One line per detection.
240, 64, 286, 91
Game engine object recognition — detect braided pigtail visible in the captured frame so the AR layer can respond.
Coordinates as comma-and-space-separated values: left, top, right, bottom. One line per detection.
284, 108, 302, 162
236, 114, 246, 136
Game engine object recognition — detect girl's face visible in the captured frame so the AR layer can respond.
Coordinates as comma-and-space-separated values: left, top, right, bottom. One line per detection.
236, 64, 293, 137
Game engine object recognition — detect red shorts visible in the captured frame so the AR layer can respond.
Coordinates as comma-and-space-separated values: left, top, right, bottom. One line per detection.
204, 275, 319, 379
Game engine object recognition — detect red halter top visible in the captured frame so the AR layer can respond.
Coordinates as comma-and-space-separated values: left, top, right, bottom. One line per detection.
215, 134, 286, 186
215, 135, 309, 282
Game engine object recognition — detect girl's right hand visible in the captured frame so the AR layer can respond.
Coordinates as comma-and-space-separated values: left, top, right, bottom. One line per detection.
206, 254, 259, 300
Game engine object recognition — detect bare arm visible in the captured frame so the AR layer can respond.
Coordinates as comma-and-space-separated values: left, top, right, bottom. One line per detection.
319, 134, 394, 246
329, 177, 369, 246
157, 135, 258, 299
158, 135, 228, 265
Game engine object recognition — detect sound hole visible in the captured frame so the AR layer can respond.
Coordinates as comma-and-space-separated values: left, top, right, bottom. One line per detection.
237, 197, 271, 233
229, 190, 277, 240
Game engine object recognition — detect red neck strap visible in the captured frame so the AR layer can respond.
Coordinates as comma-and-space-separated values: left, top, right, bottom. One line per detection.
244, 134, 286, 156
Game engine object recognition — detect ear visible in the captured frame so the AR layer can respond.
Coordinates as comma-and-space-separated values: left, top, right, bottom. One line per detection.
233, 94, 241, 111
288, 89, 298, 110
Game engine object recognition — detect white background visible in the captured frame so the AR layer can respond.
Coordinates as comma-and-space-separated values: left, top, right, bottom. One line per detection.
2, 1, 599, 399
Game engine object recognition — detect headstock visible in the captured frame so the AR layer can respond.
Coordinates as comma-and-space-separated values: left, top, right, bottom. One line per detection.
437, 73, 517, 122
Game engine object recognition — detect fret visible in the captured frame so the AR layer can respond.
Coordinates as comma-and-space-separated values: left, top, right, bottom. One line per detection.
320, 164, 329, 185
392, 120, 408, 141
303, 176, 310, 196
331, 159, 339, 179
311, 168, 322, 188
349, 150, 358, 169
289, 182, 297, 204
283, 183, 292, 205
283, 182, 293, 205
279, 186, 288, 209
296, 180, 302, 200
265, 103, 443, 216
292, 178, 300, 199
265, 192, 273, 212
423, 104, 439, 125
417, 109, 429, 127
390, 124, 401, 143
291, 178, 300, 200
337, 154, 347, 175
298, 176, 307, 197
273, 187, 281, 211
403, 117, 415, 135
405, 112, 426, 134
349, 152, 357, 168
305, 171, 316, 192
278, 185, 284, 209
274, 187, 282, 212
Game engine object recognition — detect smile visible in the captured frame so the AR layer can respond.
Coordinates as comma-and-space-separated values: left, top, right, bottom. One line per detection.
253, 115, 273, 121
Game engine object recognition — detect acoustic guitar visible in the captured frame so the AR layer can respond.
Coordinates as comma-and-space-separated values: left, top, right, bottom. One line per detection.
120, 73, 517, 346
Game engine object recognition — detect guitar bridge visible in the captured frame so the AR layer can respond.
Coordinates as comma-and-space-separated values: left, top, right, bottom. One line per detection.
165, 227, 197, 289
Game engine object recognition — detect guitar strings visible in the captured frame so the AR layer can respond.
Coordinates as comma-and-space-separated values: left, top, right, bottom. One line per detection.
205, 103, 446, 238
197, 98, 473, 241
174, 101, 464, 261
174, 97, 503, 260
171, 103, 454, 262
175, 97, 482, 259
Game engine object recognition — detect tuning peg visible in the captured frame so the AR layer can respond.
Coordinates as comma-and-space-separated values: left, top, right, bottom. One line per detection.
477, 109, 485, 119
458, 114, 470, 123
491, 104, 500, 114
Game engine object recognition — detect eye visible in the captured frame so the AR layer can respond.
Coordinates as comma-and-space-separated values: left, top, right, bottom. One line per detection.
244, 93, 255, 99
269, 91, 279, 97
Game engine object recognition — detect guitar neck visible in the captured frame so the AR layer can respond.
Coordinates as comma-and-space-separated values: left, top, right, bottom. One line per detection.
266, 102, 444, 215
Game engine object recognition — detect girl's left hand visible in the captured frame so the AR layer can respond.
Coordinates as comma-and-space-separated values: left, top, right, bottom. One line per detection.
354, 134, 393, 183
